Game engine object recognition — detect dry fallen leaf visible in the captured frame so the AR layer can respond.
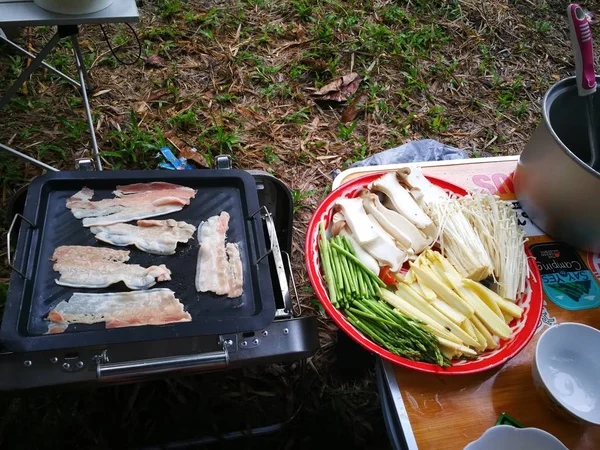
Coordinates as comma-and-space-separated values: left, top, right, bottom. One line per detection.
179, 147, 209, 168
133, 101, 149, 114
340, 92, 369, 123
312, 73, 361, 102
144, 54, 165, 68
92, 89, 112, 98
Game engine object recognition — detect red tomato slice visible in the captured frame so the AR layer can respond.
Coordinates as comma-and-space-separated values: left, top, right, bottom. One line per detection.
378, 266, 396, 285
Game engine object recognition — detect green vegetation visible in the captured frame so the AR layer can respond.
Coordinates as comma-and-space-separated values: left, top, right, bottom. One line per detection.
167, 109, 198, 130
0, 1, 576, 445
291, 188, 316, 213
104, 112, 167, 170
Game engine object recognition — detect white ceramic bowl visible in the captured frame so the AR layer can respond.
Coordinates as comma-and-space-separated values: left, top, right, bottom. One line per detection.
34, 0, 114, 15
532, 322, 600, 425
464, 425, 567, 450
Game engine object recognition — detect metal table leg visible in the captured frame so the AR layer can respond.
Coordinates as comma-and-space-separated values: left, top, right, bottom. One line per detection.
0, 32, 62, 108
0, 33, 80, 88
0, 26, 102, 171
0, 143, 58, 172
71, 34, 101, 170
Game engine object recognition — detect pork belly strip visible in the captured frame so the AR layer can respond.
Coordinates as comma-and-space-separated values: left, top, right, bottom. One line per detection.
66, 182, 196, 226
47, 289, 191, 331
81, 200, 187, 227
195, 212, 244, 298
226, 243, 243, 298
51, 245, 171, 290
67, 188, 195, 217
196, 212, 230, 295
114, 182, 195, 196
90, 219, 196, 255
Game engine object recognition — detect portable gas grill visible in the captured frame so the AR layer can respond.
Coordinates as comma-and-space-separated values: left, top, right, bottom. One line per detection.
0, 156, 319, 391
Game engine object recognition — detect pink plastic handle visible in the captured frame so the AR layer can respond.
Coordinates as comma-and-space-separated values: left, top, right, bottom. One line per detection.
568, 4, 596, 96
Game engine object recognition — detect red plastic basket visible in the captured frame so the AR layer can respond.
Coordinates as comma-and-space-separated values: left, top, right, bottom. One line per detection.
305, 173, 543, 375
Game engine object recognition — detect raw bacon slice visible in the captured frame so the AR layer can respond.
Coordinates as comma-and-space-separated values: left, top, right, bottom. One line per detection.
195, 212, 244, 298
114, 182, 195, 196
67, 188, 194, 218
47, 289, 190, 332
226, 243, 243, 298
51, 245, 171, 290
66, 182, 196, 227
81, 200, 186, 227
91, 219, 196, 255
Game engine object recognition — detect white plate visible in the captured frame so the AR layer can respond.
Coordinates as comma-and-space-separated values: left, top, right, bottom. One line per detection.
465, 425, 567, 450
533, 322, 600, 425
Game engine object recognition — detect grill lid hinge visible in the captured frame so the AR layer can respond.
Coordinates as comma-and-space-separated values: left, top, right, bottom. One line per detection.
214, 155, 232, 170
75, 157, 94, 171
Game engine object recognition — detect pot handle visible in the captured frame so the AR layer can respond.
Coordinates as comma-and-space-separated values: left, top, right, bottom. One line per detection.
568, 4, 596, 96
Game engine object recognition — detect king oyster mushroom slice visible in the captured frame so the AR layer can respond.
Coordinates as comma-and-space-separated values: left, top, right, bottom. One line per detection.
330, 211, 347, 237
361, 214, 408, 272
397, 167, 447, 205
335, 197, 377, 245
369, 172, 437, 239
338, 227, 380, 275
362, 193, 432, 253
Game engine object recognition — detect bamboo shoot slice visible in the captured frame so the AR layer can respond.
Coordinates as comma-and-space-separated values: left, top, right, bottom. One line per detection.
437, 337, 478, 356
470, 320, 488, 352
380, 289, 462, 344
471, 314, 499, 349
406, 282, 428, 301
463, 280, 514, 336
494, 294, 524, 319
429, 254, 510, 339
396, 284, 478, 347
411, 264, 474, 317
430, 298, 467, 324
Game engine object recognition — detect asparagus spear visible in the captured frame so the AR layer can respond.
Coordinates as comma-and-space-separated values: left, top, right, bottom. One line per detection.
317, 222, 448, 366
318, 222, 338, 307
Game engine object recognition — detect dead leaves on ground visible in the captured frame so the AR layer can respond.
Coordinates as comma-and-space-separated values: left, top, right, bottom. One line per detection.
311, 73, 361, 102
341, 92, 369, 123
144, 54, 166, 68
178, 147, 209, 167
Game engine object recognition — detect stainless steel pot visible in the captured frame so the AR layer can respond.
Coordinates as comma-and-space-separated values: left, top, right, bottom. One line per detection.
33, 0, 114, 15
514, 76, 600, 253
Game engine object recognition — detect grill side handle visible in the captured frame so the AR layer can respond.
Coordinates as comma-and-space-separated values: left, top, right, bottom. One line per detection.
7, 213, 37, 279
248, 206, 274, 264
96, 347, 229, 382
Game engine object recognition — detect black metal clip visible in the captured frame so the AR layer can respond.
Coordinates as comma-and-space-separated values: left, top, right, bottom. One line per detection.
248, 206, 274, 264
282, 250, 301, 317
75, 157, 93, 171
7, 213, 36, 279
214, 155, 232, 170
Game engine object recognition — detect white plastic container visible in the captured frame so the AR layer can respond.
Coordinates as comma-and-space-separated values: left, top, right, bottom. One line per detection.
34, 0, 114, 15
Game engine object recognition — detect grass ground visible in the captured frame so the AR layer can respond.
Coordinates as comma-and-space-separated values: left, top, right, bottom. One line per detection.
0, 0, 591, 448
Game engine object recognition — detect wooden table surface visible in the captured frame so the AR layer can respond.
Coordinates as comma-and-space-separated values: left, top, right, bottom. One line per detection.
336, 157, 600, 449
392, 309, 600, 450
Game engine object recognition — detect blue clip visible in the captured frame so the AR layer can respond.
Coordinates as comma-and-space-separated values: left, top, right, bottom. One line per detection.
158, 147, 192, 170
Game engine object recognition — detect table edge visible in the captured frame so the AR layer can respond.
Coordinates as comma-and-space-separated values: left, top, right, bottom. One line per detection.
0, 1, 139, 26
332, 155, 519, 190
379, 358, 419, 450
